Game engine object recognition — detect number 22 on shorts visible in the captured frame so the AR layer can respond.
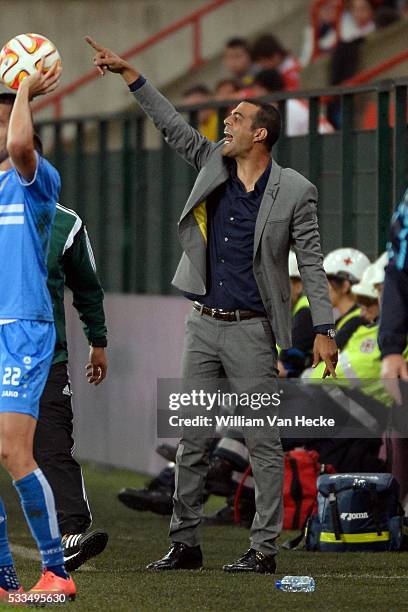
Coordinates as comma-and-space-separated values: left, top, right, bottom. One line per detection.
2, 367, 22, 386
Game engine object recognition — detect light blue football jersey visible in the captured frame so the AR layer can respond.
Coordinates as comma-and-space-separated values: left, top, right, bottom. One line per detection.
0, 154, 60, 321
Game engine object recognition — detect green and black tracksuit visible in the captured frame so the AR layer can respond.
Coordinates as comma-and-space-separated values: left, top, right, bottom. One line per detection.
33, 204, 107, 535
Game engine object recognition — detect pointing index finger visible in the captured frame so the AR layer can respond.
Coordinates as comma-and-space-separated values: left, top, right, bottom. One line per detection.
85, 36, 104, 52
324, 359, 337, 378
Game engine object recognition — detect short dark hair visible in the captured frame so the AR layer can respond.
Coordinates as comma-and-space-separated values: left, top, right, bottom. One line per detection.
253, 69, 284, 93
0, 93, 43, 155
225, 37, 251, 54
326, 274, 353, 290
0, 92, 17, 106
215, 78, 241, 93
249, 102, 281, 151
182, 84, 212, 98
354, 294, 378, 307
252, 34, 287, 60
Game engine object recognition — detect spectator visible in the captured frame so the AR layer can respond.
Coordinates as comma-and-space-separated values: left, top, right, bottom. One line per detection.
222, 37, 257, 87
214, 78, 241, 100
341, 0, 376, 42
252, 34, 301, 90
302, 0, 398, 66
328, 0, 379, 127
250, 69, 334, 136
214, 79, 241, 119
300, 0, 343, 66
181, 85, 218, 141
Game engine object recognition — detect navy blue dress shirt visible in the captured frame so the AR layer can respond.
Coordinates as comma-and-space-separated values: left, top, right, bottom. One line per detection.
185, 160, 270, 313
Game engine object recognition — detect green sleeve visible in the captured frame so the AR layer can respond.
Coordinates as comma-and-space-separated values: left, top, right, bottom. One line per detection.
63, 225, 107, 347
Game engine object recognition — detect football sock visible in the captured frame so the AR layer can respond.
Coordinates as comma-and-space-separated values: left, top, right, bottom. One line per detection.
0, 497, 20, 591
13, 468, 68, 579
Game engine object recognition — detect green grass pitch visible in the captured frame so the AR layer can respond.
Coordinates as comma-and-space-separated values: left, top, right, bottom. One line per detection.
1, 463, 408, 611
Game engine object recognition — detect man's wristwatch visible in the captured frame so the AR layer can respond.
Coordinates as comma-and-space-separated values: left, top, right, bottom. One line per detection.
322, 328, 336, 340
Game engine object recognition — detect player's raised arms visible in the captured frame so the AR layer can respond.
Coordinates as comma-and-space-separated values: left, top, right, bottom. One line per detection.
7, 58, 61, 180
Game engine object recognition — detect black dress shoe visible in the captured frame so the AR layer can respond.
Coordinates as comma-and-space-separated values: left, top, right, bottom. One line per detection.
146, 543, 203, 570
223, 548, 276, 574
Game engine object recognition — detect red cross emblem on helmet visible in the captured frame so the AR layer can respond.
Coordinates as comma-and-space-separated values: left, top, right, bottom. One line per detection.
344, 257, 353, 265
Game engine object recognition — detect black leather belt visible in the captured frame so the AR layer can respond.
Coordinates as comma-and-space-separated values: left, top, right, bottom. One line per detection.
193, 301, 264, 321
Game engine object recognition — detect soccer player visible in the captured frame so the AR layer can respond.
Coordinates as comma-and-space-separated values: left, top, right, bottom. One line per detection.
0, 62, 76, 600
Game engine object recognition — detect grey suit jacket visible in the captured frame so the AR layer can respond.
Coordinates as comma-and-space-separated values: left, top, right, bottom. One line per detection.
132, 81, 334, 348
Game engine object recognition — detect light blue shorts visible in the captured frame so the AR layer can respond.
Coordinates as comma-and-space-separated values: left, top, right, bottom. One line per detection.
0, 320, 55, 419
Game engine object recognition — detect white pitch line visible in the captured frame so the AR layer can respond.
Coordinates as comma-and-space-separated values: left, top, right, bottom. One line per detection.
313, 574, 408, 580
11, 544, 96, 571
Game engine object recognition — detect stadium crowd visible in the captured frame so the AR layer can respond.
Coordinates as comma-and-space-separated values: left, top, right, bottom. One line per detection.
178, 0, 408, 134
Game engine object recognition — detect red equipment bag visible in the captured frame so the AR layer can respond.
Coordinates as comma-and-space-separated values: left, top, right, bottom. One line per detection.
233, 448, 335, 528
283, 448, 334, 530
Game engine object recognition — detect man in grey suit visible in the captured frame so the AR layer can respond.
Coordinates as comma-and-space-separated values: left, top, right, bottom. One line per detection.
87, 37, 338, 574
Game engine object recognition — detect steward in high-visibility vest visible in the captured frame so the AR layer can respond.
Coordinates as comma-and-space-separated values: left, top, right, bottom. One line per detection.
323, 247, 370, 350
301, 320, 390, 474
307, 321, 393, 407
334, 304, 365, 351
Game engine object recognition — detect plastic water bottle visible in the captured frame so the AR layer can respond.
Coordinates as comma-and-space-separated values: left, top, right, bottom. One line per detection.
275, 576, 315, 592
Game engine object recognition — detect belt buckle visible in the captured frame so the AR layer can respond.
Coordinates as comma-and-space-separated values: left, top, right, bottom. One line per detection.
211, 308, 217, 318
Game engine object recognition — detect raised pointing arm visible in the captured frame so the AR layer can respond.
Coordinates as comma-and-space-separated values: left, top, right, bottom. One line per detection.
85, 36, 217, 171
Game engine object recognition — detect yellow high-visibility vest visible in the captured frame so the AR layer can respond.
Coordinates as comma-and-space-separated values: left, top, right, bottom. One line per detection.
307, 323, 393, 406
310, 307, 362, 379
292, 294, 310, 317
336, 307, 361, 332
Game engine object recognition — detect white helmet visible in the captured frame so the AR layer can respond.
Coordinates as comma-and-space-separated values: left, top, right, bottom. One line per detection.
370, 251, 388, 286
352, 264, 378, 300
288, 251, 300, 278
323, 248, 370, 283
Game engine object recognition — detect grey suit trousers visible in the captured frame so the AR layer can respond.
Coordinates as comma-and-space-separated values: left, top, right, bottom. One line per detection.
169, 306, 284, 555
